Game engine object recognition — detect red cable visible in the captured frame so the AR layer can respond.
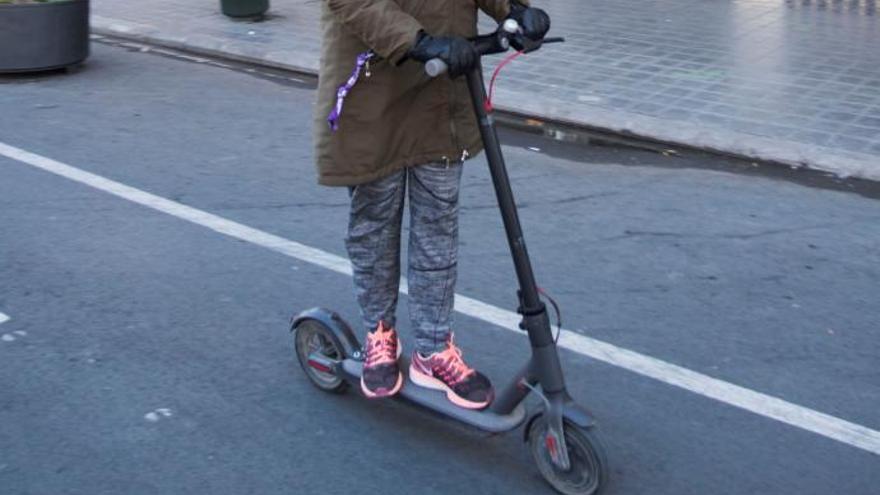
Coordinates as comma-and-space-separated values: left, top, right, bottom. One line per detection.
485, 50, 524, 112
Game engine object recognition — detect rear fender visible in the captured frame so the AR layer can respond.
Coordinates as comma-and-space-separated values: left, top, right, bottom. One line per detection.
291, 307, 362, 360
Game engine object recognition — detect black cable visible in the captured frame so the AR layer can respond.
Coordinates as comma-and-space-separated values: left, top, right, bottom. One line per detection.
537, 286, 563, 343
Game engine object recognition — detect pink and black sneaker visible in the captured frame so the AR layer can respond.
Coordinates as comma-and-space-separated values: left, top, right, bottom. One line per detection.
360, 322, 403, 398
409, 334, 494, 410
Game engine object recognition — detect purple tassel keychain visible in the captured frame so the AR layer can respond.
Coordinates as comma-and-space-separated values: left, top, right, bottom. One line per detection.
327, 50, 374, 131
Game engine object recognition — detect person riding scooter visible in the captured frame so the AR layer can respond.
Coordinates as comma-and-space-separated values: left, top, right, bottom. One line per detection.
313, 0, 550, 408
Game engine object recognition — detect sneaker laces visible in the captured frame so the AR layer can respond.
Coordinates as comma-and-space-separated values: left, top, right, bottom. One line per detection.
434, 335, 475, 385
365, 323, 396, 366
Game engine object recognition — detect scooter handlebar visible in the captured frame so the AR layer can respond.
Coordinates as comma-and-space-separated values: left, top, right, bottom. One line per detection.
424, 22, 564, 78
425, 27, 512, 78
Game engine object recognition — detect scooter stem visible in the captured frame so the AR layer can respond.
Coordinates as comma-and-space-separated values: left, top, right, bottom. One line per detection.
463, 67, 553, 348
465, 65, 568, 395
465, 66, 573, 470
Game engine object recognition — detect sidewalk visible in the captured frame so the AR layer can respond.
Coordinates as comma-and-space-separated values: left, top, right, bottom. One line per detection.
91, 0, 880, 181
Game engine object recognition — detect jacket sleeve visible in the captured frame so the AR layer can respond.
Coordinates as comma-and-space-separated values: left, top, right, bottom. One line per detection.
325, 0, 424, 64
476, 0, 530, 22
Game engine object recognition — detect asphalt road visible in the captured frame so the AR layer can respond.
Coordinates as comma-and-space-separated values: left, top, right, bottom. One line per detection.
1, 41, 878, 495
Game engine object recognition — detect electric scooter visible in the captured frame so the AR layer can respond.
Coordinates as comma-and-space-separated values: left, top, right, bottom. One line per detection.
291, 20, 608, 495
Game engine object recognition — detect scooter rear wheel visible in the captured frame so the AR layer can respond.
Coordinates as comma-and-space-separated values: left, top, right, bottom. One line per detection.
528, 417, 608, 495
294, 319, 348, 393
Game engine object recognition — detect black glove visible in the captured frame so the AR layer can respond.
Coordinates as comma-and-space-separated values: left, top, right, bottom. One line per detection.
408, 31, 478, 77
507, 2, 551, 50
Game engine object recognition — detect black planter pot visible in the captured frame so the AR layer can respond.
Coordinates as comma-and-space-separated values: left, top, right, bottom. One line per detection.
0, 0, 90, 73
220, 0, 269, 18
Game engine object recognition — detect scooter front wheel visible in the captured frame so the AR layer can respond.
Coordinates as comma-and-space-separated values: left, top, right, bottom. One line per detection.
293, 319, 348, 393
528, 417, 608, 495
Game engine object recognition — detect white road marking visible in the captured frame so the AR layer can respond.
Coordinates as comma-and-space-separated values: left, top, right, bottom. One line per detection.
1, 314, 13, 342
2, 140, 879, 456
145, 408, 174, 422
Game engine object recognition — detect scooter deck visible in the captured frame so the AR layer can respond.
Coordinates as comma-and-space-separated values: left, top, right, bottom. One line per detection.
341, 357, 527, 433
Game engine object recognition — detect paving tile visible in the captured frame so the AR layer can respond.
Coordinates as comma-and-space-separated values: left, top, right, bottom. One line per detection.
657, 108, 693, 120
857, 116, 880, 128
840, 125, 880, 141
829, 135, 874, 153
791, 130, 834, 146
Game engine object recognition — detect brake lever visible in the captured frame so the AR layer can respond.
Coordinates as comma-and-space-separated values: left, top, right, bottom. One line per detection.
522, 38, 542, 54
512, 35, 566, 54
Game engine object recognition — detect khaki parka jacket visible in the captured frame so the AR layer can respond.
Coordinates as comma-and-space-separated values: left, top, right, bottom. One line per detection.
313, 0, 525, 186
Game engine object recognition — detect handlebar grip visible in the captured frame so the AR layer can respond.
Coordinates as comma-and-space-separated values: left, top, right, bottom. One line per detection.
502, 18, 520, 34
425, 58, 448, 77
